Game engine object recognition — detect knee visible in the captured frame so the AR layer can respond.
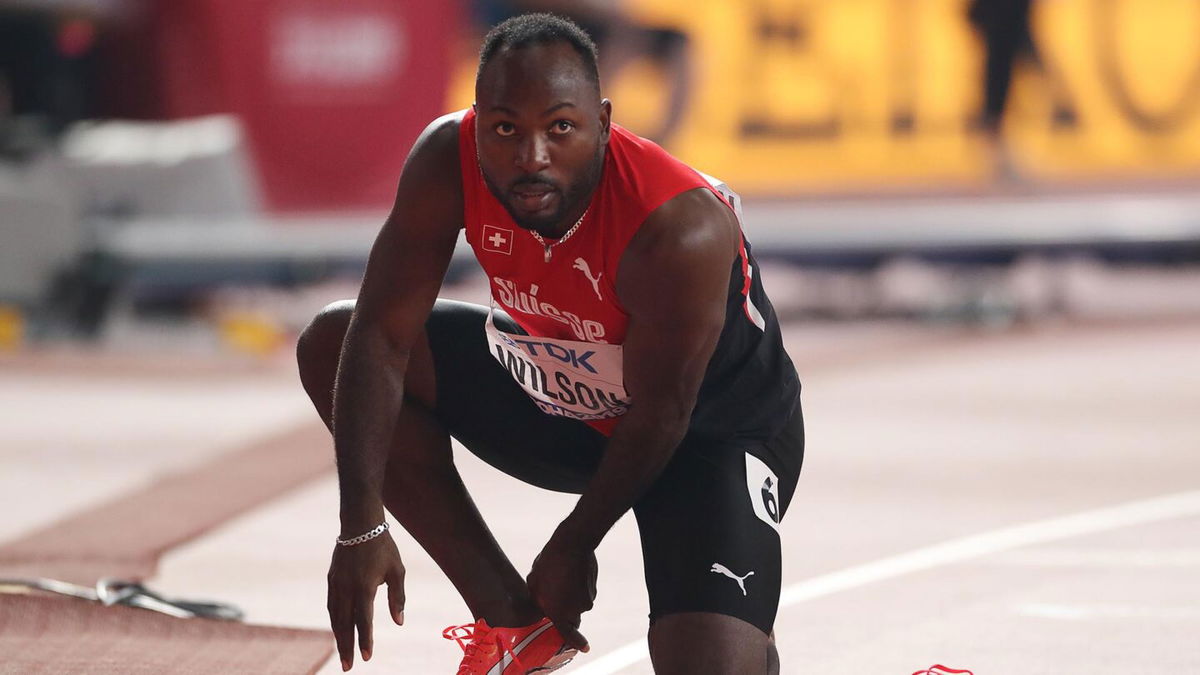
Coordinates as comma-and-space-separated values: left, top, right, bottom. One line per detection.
648, 613, 771, 674
296, 299, 355, 387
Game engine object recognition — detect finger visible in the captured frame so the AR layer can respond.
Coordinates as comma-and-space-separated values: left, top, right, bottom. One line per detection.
386, 567, 406, 626
355, 593, 374, 662
328, 595, 356, 671
554, 619, 589, 653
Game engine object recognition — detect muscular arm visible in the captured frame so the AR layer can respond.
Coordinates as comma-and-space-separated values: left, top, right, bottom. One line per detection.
555, 187, 739, 549
333, 114, 464, 535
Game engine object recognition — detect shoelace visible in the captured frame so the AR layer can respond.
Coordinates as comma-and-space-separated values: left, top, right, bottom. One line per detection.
912, 666, 974, 675
442, 621, 526, 674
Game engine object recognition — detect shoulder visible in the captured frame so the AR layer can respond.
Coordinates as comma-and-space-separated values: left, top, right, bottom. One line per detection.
615, 186, 739, 313
406, 110, 466, 173
604, 127, 704, 201
602, 129, 733, 257
627, 187, 739, 265
393, 110, 468, 210
421, 110, 467, 143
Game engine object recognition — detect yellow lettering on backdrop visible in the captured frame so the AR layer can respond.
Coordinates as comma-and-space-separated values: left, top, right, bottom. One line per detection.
446, 0, 1200, 193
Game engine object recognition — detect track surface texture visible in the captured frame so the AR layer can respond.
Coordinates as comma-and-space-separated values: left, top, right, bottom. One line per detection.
2, 316, 1198, 674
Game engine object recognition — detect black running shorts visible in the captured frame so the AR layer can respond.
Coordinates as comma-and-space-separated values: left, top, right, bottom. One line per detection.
425, 299, 804, 635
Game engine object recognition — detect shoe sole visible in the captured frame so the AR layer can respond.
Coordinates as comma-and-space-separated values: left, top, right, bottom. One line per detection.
526, 647, 578, 674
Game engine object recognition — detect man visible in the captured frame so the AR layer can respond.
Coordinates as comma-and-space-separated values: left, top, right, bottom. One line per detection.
474, 0, 693, 146
297, 13, 802, 674
967, 0, 1076, 179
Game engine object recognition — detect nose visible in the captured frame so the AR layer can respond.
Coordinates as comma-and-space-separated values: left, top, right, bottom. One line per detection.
514, 133, 551, 173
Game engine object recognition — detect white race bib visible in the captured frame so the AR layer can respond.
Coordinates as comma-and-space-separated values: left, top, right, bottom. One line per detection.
485, 309, 630, 421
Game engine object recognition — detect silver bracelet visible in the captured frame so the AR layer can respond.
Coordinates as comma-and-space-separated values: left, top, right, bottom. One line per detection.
336, 522, 389, 547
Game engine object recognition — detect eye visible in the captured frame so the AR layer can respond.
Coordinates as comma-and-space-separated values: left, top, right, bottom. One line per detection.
495, 122, 516, 137
549, 120, 575, 135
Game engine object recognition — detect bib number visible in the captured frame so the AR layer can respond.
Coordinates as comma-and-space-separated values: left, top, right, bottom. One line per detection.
485, 311, 630, 421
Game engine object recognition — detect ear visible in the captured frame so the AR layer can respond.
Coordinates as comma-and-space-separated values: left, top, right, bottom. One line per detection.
599, 99, 613, 144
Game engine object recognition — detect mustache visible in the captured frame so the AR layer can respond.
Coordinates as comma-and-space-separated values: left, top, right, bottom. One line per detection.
509, 176, 559, 192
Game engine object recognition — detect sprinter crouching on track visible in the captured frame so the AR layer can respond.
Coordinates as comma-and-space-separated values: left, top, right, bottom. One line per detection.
296, 13, 803, 675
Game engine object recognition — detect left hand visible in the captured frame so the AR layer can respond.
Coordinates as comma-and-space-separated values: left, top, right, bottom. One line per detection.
526, 535, 596, 653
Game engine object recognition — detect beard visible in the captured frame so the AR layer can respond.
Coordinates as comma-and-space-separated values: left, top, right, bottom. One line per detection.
481, 146, 605, 234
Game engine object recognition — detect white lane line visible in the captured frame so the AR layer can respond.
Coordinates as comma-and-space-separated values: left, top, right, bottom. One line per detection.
989, 548, 1200, 567
1016, 603, 1200, 621
570, 490, 1200, 675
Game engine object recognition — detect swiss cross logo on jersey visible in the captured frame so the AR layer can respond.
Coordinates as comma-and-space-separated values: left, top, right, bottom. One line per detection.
482, 225, 513, 255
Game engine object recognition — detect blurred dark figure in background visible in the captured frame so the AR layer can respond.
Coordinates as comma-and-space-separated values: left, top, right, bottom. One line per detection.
968, 0, 1076, 180
0, 5, 98, 157
475, 0, 692, 147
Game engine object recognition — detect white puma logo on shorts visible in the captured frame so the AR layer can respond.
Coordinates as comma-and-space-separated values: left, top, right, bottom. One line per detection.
573, 258, 603, 301
710, 562, 755, 596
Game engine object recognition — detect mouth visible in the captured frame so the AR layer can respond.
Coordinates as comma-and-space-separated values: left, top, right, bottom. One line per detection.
509, 185, 558, 213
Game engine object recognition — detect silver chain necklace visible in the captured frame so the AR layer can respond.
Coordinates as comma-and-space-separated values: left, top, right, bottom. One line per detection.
529, 208, 588, 263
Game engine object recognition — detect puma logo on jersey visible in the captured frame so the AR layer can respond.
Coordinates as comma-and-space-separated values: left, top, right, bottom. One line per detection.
572, 258, 603, 301
710, 563, 754, 596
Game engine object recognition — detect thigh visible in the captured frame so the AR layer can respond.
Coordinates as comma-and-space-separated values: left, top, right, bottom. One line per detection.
425, 299, 607, 493
633, 399, 804, 635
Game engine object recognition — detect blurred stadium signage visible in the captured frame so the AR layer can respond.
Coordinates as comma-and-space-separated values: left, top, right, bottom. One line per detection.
450, 0, 1200, 193
270, 11, 406, 90
109, 0, 460, 212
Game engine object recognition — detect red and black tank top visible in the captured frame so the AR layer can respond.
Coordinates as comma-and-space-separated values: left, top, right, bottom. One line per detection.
457, 108, 800, 440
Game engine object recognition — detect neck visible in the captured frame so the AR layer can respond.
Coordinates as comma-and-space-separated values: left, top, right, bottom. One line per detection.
538, 203, 588, 239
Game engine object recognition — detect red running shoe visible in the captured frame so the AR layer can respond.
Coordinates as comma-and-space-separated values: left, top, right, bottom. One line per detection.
912, 666, 974, 675
443, 617, 578, 674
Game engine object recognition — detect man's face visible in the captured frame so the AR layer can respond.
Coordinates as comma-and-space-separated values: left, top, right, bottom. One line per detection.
475, 42, 610, 233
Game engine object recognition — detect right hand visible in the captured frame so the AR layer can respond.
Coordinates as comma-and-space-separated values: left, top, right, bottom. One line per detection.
326, 532, 406, 671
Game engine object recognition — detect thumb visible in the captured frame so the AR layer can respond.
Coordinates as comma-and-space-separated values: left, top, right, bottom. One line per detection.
555, 621, 589, 653
386, 568, 405, 626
